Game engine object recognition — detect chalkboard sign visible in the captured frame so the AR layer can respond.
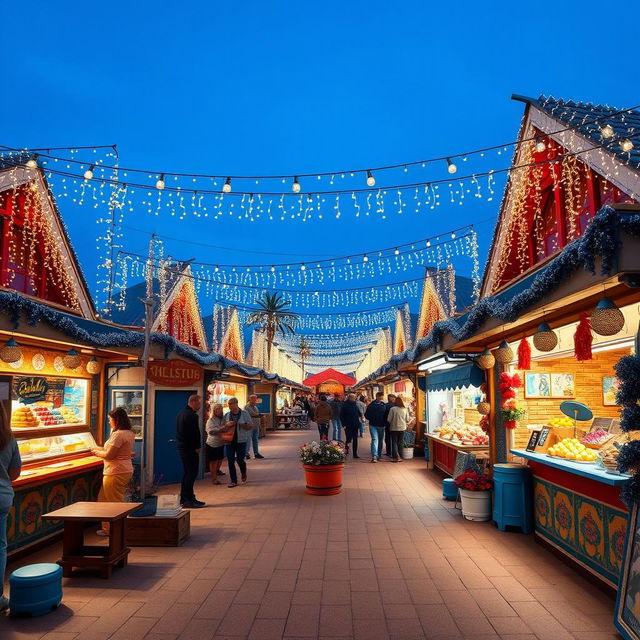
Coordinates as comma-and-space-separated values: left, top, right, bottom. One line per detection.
526, 430, 540, 452
537, 427, 551, 448
256, 393, 272, 415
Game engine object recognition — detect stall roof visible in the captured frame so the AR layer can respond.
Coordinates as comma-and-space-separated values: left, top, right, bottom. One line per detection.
304, 368, 357, 388
418, 363, 484, 393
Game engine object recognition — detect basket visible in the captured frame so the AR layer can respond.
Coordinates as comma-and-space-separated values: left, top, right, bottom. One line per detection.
533, 329, 557, 352
591, 304, 625, 336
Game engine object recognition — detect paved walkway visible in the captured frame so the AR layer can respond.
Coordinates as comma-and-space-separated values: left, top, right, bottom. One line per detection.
2, 430, 619, 640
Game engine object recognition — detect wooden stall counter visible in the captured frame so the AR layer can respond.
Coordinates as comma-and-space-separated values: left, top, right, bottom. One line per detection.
425, 432, 489, 476
14, 456, 103, 488
511, 448, 628, 589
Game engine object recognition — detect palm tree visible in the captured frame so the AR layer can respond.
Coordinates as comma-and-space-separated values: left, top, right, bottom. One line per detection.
298, 337, 311, 380
247, 292, 298, 370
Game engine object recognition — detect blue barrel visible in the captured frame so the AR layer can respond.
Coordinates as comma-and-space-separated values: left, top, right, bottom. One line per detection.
492, 463, 533, 534
9, 563, 63, 617
442, 478, 458, 501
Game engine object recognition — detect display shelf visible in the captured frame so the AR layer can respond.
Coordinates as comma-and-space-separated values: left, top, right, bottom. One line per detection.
17, 432, 98, 465
13, 455, 103, 487
510, 448, 630, 486
11, 424, 92, 439
425, 432, 490, 451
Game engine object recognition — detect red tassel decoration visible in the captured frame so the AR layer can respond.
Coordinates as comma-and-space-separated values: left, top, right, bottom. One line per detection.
574, 314, 593, 361
517, 337, 531, 370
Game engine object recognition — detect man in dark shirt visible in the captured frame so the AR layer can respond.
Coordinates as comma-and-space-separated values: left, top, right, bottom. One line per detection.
329, 395, 344, 442
340, 393, 362, 458
365, 391, 387, 462
383, 393, 397, 457
176, 394, 205, 508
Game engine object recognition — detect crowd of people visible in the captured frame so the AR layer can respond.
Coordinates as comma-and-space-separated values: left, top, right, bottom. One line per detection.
299, 391, 415, 463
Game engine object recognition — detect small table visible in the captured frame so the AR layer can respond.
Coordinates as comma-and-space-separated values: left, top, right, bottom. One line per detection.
42, 502, 142, 578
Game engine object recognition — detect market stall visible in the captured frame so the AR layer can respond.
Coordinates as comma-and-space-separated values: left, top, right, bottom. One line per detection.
417, 357, 489, 475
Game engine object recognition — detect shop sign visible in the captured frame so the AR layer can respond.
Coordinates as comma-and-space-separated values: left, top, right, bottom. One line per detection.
16, 376, 48, 404
147, 359, 202, 386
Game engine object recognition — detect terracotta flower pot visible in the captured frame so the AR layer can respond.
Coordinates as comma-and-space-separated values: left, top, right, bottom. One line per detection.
303, 464, 344, 495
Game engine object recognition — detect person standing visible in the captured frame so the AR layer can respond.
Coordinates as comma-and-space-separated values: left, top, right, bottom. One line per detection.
205, 403, 230, 484
224, 397, 254, 488
244, 395, 265, 460
340, 393, 361, 458
314, 394, 332, 441
383, 393, 397, 457
329, 394, 344, 441
176, 394, 205, 508
92, 407, 135, 534
356, 395, 367, 437
365, 392, 387, 462
388, 397, 409, 462
0, 407, 21, 612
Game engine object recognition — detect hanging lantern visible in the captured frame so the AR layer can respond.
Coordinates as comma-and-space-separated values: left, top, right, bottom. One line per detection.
477, 401, 491, 416
0, 338, 22, 364
591, 298, 625, 336
533, 322, 558, 352
494, 340, 514, 365
62, 349, 81, 370
476, 349, 495, 370
86, 357, 101, 375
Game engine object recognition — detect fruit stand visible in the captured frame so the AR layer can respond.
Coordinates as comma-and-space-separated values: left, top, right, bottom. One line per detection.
425, 423, 489, 476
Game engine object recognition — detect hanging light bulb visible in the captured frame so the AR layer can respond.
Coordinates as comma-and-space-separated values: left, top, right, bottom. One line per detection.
214, 266, 219, 272
292, 177, 301, 193
446, 158, 457, 174
62, 349, 81, 370
83, 164, 95, 180
156, 174, 165, 190
620, 139, 634, 152
451, 232, 456, 239
534, 138, 546, 153
600, 124, 615, 139
86, 357, 101, 375
223, 177, 232, 193
426, 240, 431, 247
394, 248, 400, 255
300, 264, 306, 271
363, 255, 369, 262
366, 170, 376, 187
0, 338, 22, 364
26, 156, 38, 169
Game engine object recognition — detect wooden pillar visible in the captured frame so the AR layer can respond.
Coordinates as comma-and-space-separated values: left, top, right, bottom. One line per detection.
487, 364, 497, 469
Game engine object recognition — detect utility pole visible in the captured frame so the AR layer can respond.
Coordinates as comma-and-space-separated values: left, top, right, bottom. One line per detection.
139, 233, 156, 498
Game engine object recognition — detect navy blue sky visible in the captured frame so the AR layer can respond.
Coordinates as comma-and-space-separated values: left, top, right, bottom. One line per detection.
2, 1, 639, 327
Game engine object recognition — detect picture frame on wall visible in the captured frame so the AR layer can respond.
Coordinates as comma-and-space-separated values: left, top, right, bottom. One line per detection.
525, 373, 551, 398
604, 376, 620, 406
615, 502, 640, 640
550, 373, 575, 398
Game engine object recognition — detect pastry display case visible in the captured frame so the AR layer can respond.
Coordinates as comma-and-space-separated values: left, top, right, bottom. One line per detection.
111, 389, 144, 438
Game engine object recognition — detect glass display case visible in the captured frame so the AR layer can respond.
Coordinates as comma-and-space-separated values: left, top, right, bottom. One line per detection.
207, 381, 247, 411
9, 375, 89, 434
111, 389, 144, 438
17, 431, 97, 464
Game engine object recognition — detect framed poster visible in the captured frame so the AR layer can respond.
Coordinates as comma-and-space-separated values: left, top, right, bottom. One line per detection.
615, 502, 640, 640
525, 373, 551, 398
604, 377, 620, 406
551, 373, 575, 398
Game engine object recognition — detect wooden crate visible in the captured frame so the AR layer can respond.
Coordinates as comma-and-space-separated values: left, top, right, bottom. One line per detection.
126, 510, 190, 547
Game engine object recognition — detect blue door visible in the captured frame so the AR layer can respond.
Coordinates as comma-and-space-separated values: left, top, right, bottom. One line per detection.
153, 389, 199, 485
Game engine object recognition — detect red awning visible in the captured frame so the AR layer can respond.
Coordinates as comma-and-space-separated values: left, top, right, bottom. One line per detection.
303, 368, 356, 388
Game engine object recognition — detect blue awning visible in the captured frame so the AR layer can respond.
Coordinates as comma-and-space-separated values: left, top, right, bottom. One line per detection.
418, 362, 484, 392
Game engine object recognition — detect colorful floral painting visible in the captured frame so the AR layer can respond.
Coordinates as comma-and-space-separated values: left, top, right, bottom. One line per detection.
553, 490, 575, 544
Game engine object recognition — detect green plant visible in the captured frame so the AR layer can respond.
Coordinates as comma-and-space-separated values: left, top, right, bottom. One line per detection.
246, 292, 299, 370
299, 441, 346, 465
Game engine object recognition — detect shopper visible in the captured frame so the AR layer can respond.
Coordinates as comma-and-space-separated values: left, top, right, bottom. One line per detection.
383, 393, 397, 457
244, 395, 265, 460
205, 403, 230, 484
176, 394, 205, 508
365, 392, 387, 462
329, 394, 344, 441
340, 393, 362, 458
0, 406, 21, 612
224, 397, 254, 488
356, 395, 367, 437
92, 407, 136, 533
388, 396, 410, 462
314, 393, 332, 441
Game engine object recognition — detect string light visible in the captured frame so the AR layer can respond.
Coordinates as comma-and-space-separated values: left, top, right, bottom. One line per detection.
600, 124, 615, 139
292, 177, 301, 193
621, 139, 634, 152
26, 156, 38, 169
447, 158, 457, 174
366, 170, 375, 187
156, 174, 165, 190
223, 177, 232, 193
534, 138, 546, 153
83, 164, 95, 180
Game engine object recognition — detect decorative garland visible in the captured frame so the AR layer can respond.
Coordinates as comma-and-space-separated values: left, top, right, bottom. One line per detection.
355, 205, 636, 386
498, 372, 525, 429
0, 290, 307, 389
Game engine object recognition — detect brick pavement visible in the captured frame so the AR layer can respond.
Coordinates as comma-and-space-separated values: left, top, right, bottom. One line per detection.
1, 430, 620, 639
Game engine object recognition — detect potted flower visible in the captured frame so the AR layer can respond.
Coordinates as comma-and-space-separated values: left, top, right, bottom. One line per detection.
454, 469, 493, 521
299, 441, 346, 495
401, 430, 416, 459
